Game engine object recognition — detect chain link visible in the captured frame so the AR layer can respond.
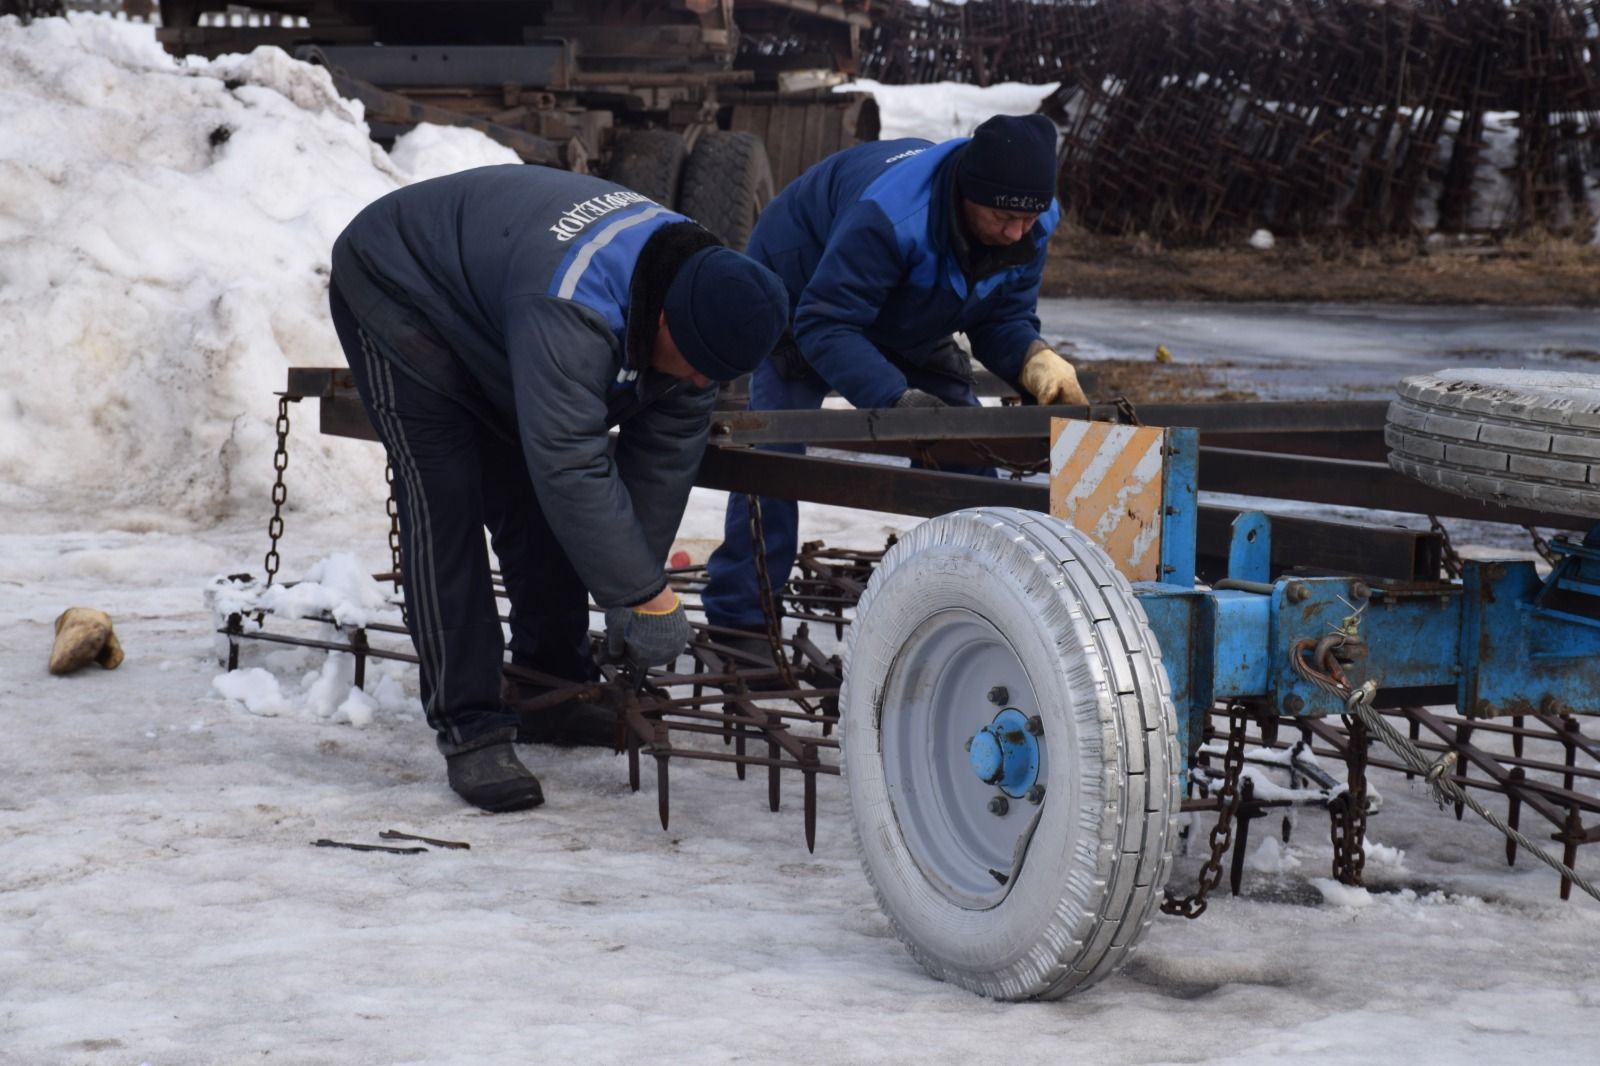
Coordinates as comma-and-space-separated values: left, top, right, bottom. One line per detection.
966, 441, 1049, 480
1162, 704, 1248, 919
263, 395, 293, 586
1330, 714, 1369, 884
384, 461, 403, 594
747, 494, 807, 702
1522, 524, 1559, 568
1428, 514, 1463, 580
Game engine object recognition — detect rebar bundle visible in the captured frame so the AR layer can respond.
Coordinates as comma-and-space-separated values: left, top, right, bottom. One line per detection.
859, 0, 1600, 240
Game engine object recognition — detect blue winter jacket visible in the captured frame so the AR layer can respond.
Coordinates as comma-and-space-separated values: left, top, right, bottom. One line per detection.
331, 165, 716, 609
746, 137, 1060, 409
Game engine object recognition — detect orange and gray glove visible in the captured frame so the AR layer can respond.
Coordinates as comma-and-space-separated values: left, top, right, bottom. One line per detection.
1019, 341, 1088, 406
604, 594, 692, 668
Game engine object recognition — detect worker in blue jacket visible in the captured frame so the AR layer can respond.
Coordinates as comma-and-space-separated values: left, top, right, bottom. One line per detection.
701, 114, 1086, 649
329, 165, 788, 812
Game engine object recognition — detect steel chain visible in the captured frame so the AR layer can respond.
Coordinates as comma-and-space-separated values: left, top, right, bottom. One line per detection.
1522, 525, 1559, 568
967, 441, 1049, 480
1428, 514, 1463, 579
384, 461, 403, 593
1329, 714, 1370, 884
263, 395, 293, 586
746, 494, 807, 703
1162, 704, 1248, 919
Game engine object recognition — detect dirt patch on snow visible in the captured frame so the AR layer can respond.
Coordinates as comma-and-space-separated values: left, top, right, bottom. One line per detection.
1076, 358, 1258, 404
1044, 231, 1600, 307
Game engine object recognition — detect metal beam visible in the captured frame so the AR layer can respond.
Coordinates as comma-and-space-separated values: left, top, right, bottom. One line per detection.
707, 401, 1389, 446
697, 446, 1044, 518
324, 72, 563, 165
1200, 447, 1595, 530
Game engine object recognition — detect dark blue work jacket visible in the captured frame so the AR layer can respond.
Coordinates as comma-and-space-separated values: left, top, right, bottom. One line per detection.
331, 165, 715, 609
747, 137, 1060, 409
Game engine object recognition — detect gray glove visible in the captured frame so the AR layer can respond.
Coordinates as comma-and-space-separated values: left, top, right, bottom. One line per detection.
604, 598, 692, 667
894, 388, 947, 409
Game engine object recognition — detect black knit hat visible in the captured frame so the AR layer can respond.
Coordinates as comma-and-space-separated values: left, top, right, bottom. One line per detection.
662, 246, 789, 381
955, 114, 1058, 213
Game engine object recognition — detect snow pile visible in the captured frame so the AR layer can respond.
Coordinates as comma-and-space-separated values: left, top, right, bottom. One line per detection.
838, 78, 1059, 143
0, 16, 517, 530
388, 121, 521, 182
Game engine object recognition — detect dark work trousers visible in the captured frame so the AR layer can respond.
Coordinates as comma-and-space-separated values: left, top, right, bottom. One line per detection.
701, 350, 996, 629
330, 283, 593, 745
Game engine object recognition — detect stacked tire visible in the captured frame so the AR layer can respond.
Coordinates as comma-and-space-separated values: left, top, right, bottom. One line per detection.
1387, 369, 1600, 518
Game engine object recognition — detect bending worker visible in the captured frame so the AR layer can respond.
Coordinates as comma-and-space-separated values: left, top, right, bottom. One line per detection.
329, 165, 788, 813
702, 114, 1087, 652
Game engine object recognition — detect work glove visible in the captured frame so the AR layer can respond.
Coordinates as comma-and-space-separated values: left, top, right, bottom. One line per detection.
1020, 344, 1088, 406
604, 595, 692, 668
894, 388, 947, 409
48, 606, 125, 675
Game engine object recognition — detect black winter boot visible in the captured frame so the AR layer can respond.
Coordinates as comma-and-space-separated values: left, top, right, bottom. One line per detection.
502, 672, 619, 748
715, 624, 788, 692
438, 727, 544, 812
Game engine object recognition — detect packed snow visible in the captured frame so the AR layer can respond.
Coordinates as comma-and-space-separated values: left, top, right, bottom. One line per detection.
2, 14, 1597, 1065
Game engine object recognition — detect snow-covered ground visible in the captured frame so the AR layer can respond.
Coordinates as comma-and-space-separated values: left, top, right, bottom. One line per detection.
2, 15, 1597, 1065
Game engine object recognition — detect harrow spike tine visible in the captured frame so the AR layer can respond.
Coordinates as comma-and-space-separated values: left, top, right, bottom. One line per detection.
656, 753, 670, 831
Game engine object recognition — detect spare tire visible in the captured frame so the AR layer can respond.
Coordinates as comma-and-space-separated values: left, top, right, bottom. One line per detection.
842, 507, 1179, 1001
605, 129, 686, 207
678, 131, 775, 251
1387, 369, 1600, 518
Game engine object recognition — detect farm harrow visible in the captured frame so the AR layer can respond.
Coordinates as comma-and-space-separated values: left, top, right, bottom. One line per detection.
227, 364, 1600, 1000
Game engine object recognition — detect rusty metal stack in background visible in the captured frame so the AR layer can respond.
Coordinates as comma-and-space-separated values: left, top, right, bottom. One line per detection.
859, 0, 1600, 242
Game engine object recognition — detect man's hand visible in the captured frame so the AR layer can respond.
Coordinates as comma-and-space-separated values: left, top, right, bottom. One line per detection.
604, 592, 692, 668
1020, 344, 1088, 405
894, 388, 947, 409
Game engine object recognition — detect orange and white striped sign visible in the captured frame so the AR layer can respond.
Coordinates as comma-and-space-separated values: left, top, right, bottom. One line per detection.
1048, 419, 1168, 581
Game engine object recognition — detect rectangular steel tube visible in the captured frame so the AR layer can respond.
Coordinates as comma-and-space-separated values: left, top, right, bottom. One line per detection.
708, 401, 1389, 446
1199, 447, 1594, 530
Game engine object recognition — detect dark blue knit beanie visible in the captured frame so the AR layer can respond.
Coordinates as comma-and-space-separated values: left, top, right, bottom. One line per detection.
662, 246, 789, 381
956, 114, 1058, 213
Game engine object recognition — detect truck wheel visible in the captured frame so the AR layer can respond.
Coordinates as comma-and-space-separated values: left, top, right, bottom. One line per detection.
1387, 369, 1600, 519
678, 131, 774, 251
606, 129, 686, 208
842, 508, 1180, 1001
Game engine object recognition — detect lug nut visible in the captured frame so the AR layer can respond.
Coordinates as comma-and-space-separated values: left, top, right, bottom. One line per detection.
1026, 715, 1043, 736
988, 796, 1009, 816
1286, 582, 1310, 604
987, 685, 1009, 705
1026, 784, 1046, 804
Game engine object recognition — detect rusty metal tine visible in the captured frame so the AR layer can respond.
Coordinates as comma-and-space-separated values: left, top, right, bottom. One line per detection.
1507, 766, 1525, 866
654, 721, 671, 830
803, 743, 819, 853
767, 710, 782, 812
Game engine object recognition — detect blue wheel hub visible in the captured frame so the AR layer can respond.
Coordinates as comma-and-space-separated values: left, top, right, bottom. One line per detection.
968, 709, 1040, 798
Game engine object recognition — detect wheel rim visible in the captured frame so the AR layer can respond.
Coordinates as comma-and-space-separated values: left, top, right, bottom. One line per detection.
879, 608, 1051, 910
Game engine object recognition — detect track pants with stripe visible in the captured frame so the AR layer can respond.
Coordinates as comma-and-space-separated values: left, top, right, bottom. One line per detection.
330, 284, 593, 745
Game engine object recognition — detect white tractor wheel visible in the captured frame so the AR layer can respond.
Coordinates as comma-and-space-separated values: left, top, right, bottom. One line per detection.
842, 507, 1179, 1001
1387, 368, 1600, 518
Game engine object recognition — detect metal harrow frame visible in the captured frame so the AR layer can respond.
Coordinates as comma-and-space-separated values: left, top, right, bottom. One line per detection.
231, 368, 1599, 898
